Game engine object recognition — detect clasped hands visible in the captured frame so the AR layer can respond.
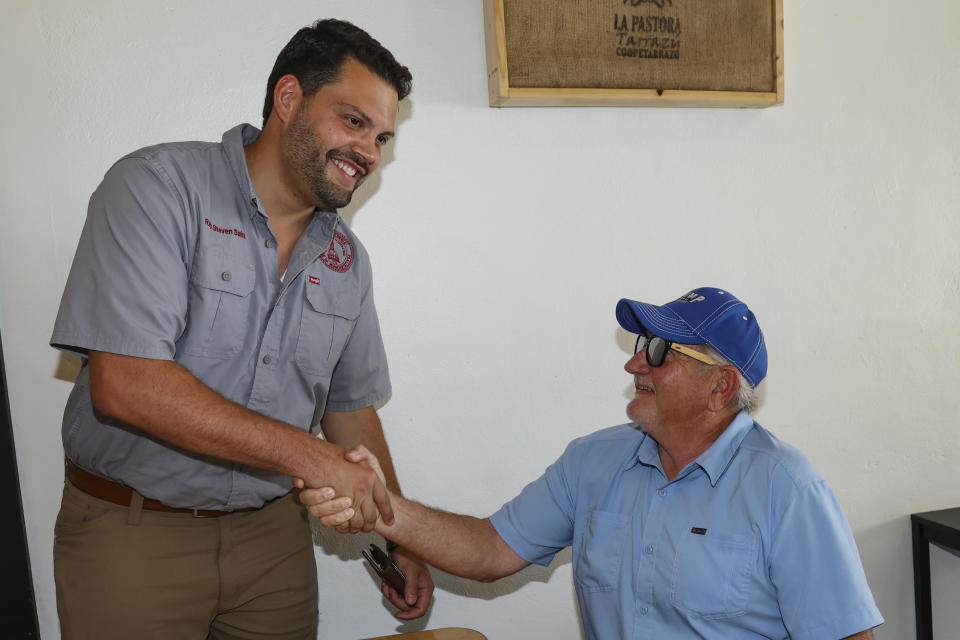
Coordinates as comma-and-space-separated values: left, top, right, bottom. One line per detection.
292, 445, 391, 534
293, 446, 434, 619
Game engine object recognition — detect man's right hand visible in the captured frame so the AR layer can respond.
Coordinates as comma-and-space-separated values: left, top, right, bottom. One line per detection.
298, 445, 386, 530
300, 444, 392, 532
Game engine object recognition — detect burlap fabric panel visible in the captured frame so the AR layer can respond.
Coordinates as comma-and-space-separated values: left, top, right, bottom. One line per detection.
503, 0, 776, 92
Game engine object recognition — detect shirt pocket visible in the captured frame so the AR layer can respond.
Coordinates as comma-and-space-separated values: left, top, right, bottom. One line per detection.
574, 510, 629, 592
670, 529, 757, 618
181, 248, 255, 358
296, 277, 361, 376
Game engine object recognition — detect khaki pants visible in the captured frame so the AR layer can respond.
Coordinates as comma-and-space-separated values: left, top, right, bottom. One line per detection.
54, 480, 319, 640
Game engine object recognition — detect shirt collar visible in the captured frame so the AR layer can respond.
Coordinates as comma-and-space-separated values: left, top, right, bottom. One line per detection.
634, 431, 660, 471
691, 410, 755, 486
222, 123, 261, 218
282, 211, 341, 280
633, 410, 755, 486
302, 213, 339, 253
221, 123, 341, 233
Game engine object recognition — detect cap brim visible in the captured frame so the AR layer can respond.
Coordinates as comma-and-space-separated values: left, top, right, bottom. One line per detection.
615, 298, 704, 344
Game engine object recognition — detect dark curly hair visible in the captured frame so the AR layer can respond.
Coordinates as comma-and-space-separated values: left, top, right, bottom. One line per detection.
262, 19, 413, 126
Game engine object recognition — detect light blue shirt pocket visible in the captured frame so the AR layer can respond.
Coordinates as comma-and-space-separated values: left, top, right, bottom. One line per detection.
670, 528, 757, 618
575, 510, 629, 592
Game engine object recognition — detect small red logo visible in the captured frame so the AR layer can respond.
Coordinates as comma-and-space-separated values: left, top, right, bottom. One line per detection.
309, 275, 322, 285
320, 230, 355, 273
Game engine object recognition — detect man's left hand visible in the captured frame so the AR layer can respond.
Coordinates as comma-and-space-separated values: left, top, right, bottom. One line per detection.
384, 546, 433, 620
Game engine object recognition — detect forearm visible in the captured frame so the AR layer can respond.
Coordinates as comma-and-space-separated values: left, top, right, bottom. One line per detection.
373, 492, 527, 582
841, 630, 874, 640
88, 350, 341, 485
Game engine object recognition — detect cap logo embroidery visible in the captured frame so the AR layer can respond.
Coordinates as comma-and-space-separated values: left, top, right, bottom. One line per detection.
680, 292, 706, 303
321, 230, 355, 274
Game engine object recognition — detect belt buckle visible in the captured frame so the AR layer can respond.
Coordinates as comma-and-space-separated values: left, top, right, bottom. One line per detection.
191, 508, 210, 518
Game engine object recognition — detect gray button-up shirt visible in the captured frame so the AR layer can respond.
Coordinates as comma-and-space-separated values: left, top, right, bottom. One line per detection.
51, 124, 391, 509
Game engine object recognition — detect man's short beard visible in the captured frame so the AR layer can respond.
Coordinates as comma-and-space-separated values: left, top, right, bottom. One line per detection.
283, 109, 358, 211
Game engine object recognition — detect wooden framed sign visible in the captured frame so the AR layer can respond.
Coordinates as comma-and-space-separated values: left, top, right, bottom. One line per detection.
483, 0, 784, 108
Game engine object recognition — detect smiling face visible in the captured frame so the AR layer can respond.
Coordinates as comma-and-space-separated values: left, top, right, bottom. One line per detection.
281, 58, 399, 210
624, 339, 717, 439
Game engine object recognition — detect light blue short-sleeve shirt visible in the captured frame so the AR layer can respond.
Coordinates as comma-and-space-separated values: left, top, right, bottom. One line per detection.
51, 124, 391, 510
490, 412, 883, 640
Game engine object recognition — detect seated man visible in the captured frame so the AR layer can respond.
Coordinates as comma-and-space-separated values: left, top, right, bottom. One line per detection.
301, 287, 883, 639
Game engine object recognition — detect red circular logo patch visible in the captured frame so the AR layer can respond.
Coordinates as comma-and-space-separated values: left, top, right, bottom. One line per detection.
321, 230, 355, 273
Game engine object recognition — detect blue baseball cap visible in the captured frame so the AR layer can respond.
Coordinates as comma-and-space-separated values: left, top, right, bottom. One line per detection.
615, 287, 767, 387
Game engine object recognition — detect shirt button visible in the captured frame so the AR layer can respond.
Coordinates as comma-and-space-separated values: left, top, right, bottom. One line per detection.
265, 238, 276, 249
645, 545, 653, 554
262, 355, 272, 365
640, 607, 649, 615
658, 489, 666, 497
221, 271, 232, 282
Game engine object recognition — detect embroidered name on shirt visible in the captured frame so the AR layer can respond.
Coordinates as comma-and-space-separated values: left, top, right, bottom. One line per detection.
204, 218, 247, 239
321, 230, 355, 274
691, 527, 707, 535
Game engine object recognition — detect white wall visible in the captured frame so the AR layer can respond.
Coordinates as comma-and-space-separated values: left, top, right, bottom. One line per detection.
2, 1, 958, 638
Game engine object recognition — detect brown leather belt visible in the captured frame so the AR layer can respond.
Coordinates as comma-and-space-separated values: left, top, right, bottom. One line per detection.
65, 459, 253, 518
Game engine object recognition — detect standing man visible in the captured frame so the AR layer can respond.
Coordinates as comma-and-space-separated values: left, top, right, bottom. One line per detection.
307, 287, 883, 639
51, 19, 432, 639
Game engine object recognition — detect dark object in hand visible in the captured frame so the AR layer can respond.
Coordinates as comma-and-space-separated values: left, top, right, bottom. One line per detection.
362, 543, 406, 594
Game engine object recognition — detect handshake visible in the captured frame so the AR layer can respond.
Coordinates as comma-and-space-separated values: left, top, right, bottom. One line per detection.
293, 445, 433, 618
292, 445, 390, 533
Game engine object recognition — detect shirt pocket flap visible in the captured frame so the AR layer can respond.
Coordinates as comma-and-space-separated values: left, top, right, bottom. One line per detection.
191, 248, 255, 297
304, 277, 361, 320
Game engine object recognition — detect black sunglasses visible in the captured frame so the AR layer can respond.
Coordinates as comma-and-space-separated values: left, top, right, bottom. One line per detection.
634, 333, 721, 367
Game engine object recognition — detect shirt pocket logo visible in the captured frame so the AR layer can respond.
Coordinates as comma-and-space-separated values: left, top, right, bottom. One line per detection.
574, 510, 629, 592
670, 529, 757, 618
